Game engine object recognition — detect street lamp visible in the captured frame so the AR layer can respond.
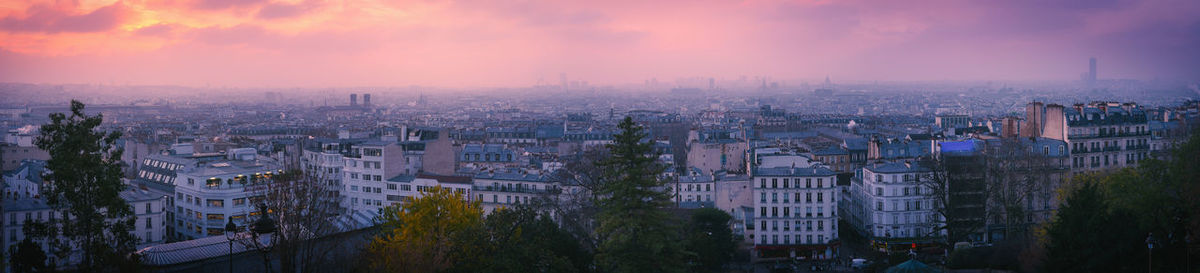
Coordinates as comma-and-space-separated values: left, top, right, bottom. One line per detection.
251, 204, 277, 273
1146, 233, 1157, 273
224, 218, 237, 273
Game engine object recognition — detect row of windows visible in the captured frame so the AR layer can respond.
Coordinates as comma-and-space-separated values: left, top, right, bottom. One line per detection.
480, 194, 530, 204
760, 192, 828, 204
759, 234, 827, 245
758, 205, 835, 218
872, 186, 924, 197
347, 160, 381, 169
757, 177, 830, 189
349, 173, 382, 181
177, 193, 249, 208
875, 200, 929, 212
759, 220, 829, 232
676, 183, 712, 192
142, 159, 183, 171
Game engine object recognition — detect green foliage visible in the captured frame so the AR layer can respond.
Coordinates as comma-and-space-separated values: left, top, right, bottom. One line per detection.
1042, 178, 1144, 273
31, 100, 140, 272
684, 208, 736, 272
8, 237, 51, 273
368, 186, 484, 273
457, 206, 592, 273
1038, 127, 1200, 273
595, 117, 686, 273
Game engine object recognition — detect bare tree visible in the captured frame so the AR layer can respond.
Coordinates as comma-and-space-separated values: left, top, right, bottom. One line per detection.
239, 163, 348, 273
980, 137, 1062, 241
546, 146, 610, 253
918, 153, 988, 245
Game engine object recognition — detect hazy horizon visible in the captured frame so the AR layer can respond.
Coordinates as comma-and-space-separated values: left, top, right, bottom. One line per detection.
2, 0, 1199, 88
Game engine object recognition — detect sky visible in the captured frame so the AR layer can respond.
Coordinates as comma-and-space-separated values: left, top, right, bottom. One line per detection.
0, 0, 1198, 88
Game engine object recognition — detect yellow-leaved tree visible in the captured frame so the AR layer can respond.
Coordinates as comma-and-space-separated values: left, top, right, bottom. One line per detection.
367, 186, 484, 273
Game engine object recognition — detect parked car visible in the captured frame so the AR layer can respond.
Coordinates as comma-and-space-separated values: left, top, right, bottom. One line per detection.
851, 258, 869, 270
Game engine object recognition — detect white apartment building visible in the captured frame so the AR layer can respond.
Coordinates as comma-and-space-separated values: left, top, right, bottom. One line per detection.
849, 162, 943, 242
473, 170, 557, 214
171, 148, 283, 240
672, 167, 721, 208
342, 141, 424, 214
751, 166, 839, 260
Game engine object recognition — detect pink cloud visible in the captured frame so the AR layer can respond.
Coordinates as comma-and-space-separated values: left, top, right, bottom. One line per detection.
0, 2, 130, 33
0, 0, 1198, 87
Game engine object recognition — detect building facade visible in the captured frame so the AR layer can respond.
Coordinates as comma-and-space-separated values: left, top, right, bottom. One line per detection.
751, 166, 839, 260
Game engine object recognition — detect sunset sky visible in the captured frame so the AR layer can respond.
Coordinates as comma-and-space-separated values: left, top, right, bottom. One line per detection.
1, 0, 1198, 88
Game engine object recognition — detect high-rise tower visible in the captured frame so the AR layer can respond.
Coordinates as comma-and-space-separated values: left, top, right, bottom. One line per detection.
1088, 57, 1097, 84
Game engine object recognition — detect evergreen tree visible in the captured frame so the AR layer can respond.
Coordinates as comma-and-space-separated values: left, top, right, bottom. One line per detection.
595, 117, 686, 273
30, 100, 139, 271
1041, 178, 1141, 273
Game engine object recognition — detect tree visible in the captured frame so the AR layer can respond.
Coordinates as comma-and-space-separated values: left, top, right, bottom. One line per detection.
979, 138, 1067, 243
367, 186, 483, 273
549, 147, 610, 254
30, 100, 140, 271
1041, 177, 1142, 273
8, 237, 51, 273
684, 208, 735, 273
595, 117, 686, 273
458, 205, 591, 273
918, 153, 987, 244
243, 167, 347, 273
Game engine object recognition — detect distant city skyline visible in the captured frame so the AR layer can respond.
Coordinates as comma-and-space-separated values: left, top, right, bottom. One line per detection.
1, 0, 1199, 88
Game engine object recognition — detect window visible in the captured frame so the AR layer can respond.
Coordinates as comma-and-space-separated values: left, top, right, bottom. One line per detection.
772, 178, 778, 188
806, 193, 812, 203
388, 184, 397, 190
207, 199, 224, 208
782, 179, 789, 188
206, 214, 224, 221
233, 198, 246, 206
760, 178, 766, 188
760, 207, 767, 217
146, 217, 153, 229
145, 203, 152, 214
806, 178, 812, 188
817, 178, 823, 188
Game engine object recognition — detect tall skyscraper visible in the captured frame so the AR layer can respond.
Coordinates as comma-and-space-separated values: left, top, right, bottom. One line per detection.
350, 93, 357, 106
363, 93, 371, 107
1088, 57, 1097, 84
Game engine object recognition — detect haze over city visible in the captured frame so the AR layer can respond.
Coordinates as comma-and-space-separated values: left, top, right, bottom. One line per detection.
2, 1, 1200, 273
2, 0, 1200, 88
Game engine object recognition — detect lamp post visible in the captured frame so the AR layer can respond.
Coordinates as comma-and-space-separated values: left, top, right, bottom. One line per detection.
251, 204, 277, 273
1146, 233, 1157, 273
224, 218, 237, 273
